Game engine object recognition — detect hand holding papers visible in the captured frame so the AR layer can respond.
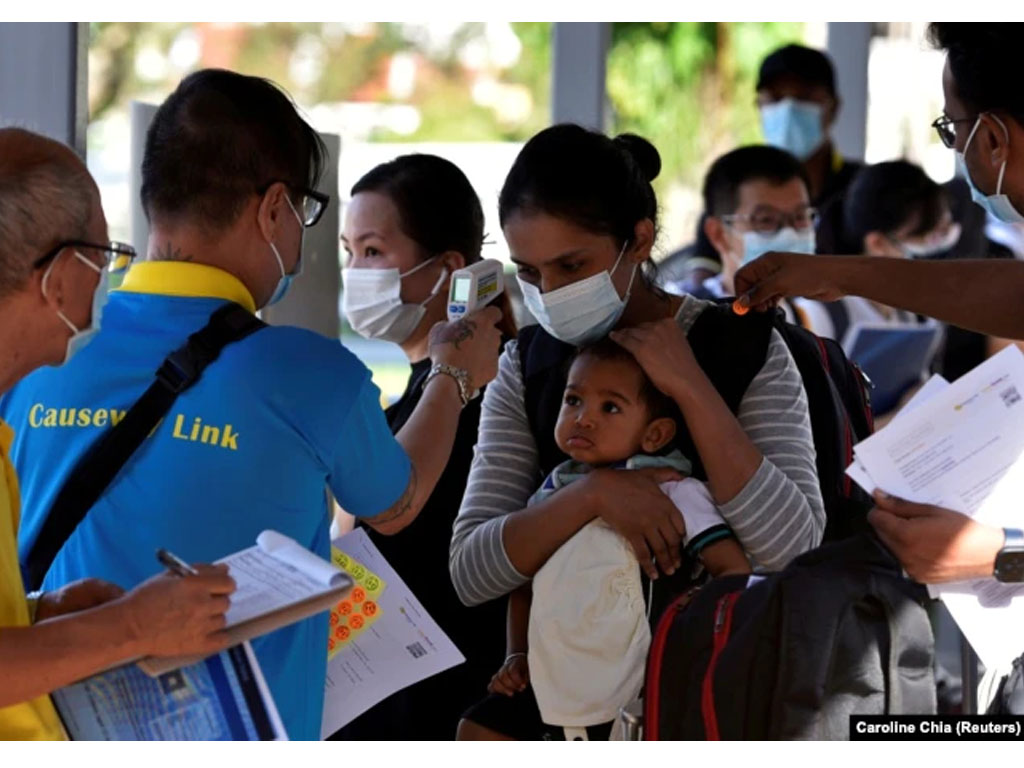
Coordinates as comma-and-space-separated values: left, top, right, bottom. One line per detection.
846, 347, 1024, 668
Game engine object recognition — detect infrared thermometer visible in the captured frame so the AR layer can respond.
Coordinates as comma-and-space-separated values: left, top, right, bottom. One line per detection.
447, 259, 505, 321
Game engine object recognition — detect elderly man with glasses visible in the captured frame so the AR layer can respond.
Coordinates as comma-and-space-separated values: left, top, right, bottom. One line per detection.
0, 127, 237, 740
0, 69, 502, 740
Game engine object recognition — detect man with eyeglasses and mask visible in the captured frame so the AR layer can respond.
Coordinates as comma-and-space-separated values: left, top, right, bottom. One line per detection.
0, 128, 238, 740
688, 144, 822, 328
0, 70, 502, 740
736, 24, 1024, 709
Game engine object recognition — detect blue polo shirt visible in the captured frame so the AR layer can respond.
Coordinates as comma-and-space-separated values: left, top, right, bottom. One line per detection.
0, 262, 411, 741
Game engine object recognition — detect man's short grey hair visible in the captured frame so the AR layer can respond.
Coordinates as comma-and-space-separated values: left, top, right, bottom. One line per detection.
0, 153, 93, 298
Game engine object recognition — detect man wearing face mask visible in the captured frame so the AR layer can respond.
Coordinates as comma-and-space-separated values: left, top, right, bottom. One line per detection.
756, 43, 864, 214
0, 71, 502, 741
690, 145, 816, 326
0, 128, 238, 740
735, 27, 1024, 708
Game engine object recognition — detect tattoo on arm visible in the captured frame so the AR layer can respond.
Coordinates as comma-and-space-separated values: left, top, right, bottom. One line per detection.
149, 242, 194, 262
430, 318, 476, 350
365, 465, 418, 530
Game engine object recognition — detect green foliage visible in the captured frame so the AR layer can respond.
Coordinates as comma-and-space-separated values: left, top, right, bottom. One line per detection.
608, 22, 805, 194
87, 22, 551, 143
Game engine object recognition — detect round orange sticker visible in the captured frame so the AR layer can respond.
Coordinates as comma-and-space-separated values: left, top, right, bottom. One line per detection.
362, 601, 378, 617
352, 587, 366, 603
350, 614, 364, 630
339, 601, 353, 615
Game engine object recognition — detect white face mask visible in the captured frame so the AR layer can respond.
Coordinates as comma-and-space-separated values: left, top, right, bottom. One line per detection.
517, 241, 638, 347
739, 226, 816, 266
41, 250, 108, 366
957, 115, 1024, 225
897, 222, 962, 259
342, 256, 448, 344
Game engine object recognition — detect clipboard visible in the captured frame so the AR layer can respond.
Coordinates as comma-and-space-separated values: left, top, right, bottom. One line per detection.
138, 530, 353, 677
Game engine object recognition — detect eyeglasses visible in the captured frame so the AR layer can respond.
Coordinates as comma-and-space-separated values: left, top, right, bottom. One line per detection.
32, 240, 137, 271
720, 207, 819, 235
260, 181, 330, 228
931, 114, 978, 149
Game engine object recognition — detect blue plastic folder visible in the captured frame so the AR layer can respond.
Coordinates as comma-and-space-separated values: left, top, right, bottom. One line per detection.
841, 322, 943, 417
51, 642, 287, 741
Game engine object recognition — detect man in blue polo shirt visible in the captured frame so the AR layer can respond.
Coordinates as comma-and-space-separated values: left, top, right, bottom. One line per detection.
0, 70, 502, 740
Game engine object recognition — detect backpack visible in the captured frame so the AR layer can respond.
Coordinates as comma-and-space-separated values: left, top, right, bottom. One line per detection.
762, 305, 875, 541
643, 532, 936, 740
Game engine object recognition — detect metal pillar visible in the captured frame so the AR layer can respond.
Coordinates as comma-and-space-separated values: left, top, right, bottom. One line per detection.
552, 22, 609, 131
0, 22, 87, 157
826, 22, 872, 162
129, 101, 159, 258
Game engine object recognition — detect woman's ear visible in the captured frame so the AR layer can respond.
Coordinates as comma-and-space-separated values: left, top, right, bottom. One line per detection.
629, 218, 657, 264
641, 416, 677, 454
256, 182, 288, 244
863, 230, 898, 258
440, 250, 467, 274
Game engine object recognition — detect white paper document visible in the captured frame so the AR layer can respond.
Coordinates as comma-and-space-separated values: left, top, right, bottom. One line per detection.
320, 528, 465, 738
220, 530, 350, 627
846, 347, 1024, 668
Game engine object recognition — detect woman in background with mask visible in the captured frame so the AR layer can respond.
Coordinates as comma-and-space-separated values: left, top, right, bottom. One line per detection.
334, 154, 514, 740
451, 125, 825, 739
799, 160, 958, 341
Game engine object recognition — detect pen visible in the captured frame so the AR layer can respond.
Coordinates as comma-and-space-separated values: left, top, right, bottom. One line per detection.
156, 548, 199, 577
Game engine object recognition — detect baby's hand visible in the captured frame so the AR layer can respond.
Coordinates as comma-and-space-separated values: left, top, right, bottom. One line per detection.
487, 652, 529, 697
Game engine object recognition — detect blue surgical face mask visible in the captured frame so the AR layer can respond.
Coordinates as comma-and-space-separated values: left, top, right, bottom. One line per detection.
760, 99, 826, 160
41, 250, 109, 365
266, 196, 306, 306
740, 227, 816, 266
956, 115, 1024, 225
517, 241, 639, 347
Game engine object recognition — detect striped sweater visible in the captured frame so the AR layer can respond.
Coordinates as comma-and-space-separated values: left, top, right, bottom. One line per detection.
449, 295, 825, 607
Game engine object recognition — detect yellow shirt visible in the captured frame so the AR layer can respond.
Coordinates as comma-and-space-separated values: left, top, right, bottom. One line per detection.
0, 418, 64, 740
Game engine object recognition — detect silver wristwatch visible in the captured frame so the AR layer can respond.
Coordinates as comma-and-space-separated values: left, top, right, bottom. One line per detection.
423, 363, 472, 407
995, 527, 1024, 583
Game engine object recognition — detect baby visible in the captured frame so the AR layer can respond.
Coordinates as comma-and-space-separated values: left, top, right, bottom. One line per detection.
489, 338, 749, 740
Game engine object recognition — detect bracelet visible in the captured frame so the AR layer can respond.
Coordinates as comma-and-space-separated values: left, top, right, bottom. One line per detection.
504, 651, 527, 664
423, 363, 471, 407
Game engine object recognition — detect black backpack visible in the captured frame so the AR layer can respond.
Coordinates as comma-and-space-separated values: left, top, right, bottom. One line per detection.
763, 305, 875, 541
643, 532, 936, 740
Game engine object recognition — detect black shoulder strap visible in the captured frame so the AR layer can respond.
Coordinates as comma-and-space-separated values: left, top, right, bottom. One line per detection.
23, 302, 266, 590
822, 300, 850, 344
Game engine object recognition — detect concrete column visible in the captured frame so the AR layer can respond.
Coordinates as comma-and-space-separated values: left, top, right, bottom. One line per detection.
0, 22, 87, 156
552, 22, 610, 131
826, 22, 872, 162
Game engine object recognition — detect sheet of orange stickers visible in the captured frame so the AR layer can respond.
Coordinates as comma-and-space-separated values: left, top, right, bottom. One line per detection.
327, 548, 386, 659
321, 529, 465, 738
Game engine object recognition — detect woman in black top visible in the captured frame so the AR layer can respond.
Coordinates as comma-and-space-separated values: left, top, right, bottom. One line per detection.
332, 154, 514, 739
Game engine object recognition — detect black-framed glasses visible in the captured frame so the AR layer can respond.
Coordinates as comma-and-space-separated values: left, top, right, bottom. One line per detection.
260, 181, 330, 228
32, 240, 137, 271
720, 207, 819, 235
931, 114, 978, 149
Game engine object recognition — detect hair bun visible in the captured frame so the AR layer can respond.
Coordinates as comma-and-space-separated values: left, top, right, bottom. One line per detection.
614, 133, 661, 183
